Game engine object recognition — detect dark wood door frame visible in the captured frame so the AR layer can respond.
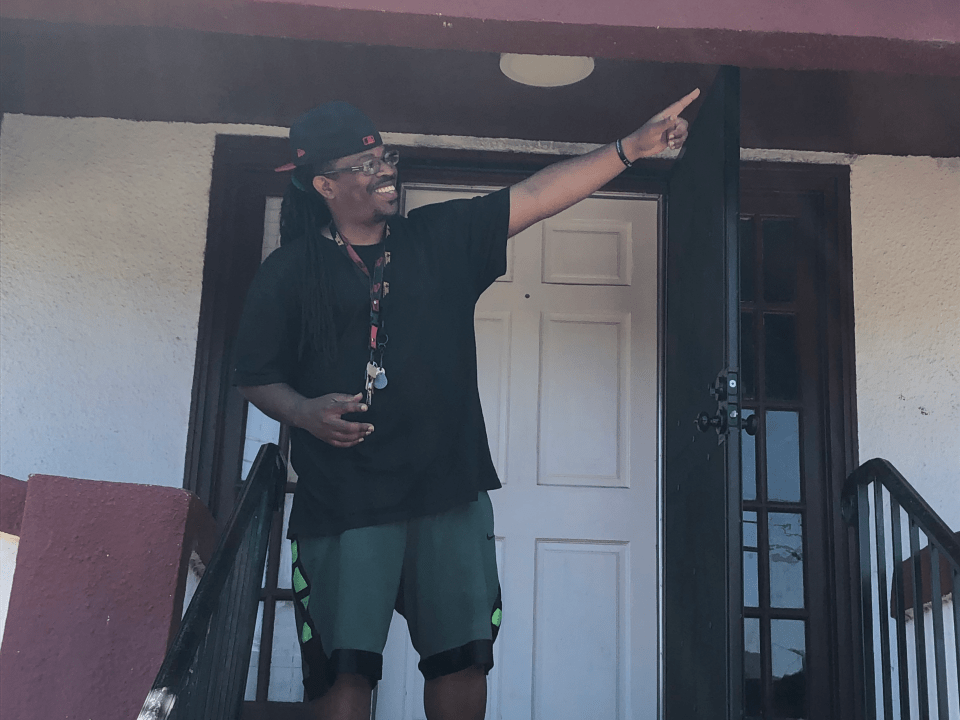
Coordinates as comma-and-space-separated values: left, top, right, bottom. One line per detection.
183, 135, 291, 524
739, 161, 862, 719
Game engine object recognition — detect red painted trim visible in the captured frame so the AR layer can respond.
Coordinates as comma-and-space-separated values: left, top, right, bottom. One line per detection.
0, 475, 217, 720
0, 475, 27, 536
4, 0, 959, 44
2, 1, 958, 75
257, 0, 960, 44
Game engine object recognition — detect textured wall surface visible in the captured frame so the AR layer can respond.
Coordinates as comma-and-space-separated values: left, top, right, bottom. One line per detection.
0, 474, 216, 720
1, 115, 222, 486
851, 155, 960, 529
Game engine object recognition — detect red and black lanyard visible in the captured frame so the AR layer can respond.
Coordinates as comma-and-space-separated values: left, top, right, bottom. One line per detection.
329, 221, 390, 354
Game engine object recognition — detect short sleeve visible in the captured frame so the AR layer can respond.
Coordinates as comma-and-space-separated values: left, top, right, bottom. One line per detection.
232, 247, 301, 387
404, 187, 511, 298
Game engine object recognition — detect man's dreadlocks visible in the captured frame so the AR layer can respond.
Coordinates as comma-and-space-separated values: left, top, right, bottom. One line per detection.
279, 164, 339, 361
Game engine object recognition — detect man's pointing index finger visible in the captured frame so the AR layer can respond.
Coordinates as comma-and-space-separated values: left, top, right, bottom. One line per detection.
655, 88, 701, 122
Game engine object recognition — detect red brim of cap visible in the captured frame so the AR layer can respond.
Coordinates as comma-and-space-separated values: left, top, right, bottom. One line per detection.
274, 162, 297, 172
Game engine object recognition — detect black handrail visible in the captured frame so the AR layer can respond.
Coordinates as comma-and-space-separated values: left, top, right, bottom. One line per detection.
841, 457, 960, 720
138, 443, 286, 720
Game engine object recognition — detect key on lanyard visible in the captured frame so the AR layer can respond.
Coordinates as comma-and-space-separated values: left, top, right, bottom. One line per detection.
365, 360, 389, 406
365, 361, 379, 406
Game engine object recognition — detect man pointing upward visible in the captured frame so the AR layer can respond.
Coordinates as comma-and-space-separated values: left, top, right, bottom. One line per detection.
233, 88, 699, 720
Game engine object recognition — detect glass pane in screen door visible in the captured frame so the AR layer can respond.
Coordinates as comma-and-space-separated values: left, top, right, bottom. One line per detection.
741, 409, 757, 500
744, 617, 762, 720
764, 314, 798, 401
771, 619, 807, 718
768, 512, 804, 609
766, 411, 801, 502
743, 510, 759, 607
762, 219, 797, 303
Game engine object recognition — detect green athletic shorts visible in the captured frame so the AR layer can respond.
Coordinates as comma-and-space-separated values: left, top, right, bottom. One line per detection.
290, 492, 502, 700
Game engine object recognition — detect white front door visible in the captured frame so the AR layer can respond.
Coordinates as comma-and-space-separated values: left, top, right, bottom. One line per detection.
376, 185, 661, 720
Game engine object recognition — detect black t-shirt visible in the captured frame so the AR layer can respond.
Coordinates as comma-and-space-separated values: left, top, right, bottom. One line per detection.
233, 188, 511, 536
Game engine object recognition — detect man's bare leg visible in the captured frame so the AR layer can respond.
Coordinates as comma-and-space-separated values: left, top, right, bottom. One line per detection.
423, 665, 487, 720
309, 673, 372, 720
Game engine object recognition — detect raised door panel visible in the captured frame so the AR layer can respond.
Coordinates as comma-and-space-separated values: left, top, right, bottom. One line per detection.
538, 312, 630, 488
541, 218, 633, 286
532, 540, 629, 720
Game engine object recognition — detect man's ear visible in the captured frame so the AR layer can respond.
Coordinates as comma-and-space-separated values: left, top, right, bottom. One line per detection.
313, 175, 336, 200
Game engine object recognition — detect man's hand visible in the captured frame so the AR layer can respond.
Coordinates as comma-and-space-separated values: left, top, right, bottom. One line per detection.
622, 88, 701, 159
239, 384, 374, 449
294, 392, 374, 448
508, 88, 701, 236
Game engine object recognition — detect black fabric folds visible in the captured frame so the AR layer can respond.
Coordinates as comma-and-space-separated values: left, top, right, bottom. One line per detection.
233, 188, 511, 536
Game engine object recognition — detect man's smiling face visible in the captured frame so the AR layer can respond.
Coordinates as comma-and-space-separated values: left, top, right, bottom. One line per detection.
315, 146, 399, 224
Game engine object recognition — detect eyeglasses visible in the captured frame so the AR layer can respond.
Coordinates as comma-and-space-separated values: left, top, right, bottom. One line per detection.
319, 149, 400, 177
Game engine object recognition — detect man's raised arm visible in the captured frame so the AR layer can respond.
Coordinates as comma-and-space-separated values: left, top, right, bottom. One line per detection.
508, 89, 700, 237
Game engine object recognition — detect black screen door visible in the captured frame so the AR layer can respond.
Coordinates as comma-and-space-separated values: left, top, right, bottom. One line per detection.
663, 66, 743, 719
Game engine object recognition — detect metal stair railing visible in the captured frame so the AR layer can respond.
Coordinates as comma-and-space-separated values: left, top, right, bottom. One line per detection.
842, 458, 960, 720
138, 443, 287, 720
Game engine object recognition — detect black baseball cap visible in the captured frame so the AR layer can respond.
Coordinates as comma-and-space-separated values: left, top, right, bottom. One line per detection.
275, 101, 383, 172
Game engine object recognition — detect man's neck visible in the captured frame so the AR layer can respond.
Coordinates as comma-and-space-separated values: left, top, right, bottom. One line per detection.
331, 216, 387, 246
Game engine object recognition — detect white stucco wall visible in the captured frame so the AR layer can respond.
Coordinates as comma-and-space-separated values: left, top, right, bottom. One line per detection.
851, 156, 960, 529
0, 115, 275, 486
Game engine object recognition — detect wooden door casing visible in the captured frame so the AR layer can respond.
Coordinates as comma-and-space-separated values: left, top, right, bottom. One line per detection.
739, 163, 861, 720
662, 65, 743, 720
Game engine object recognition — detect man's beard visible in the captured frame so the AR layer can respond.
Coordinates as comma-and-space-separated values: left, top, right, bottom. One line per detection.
373, 197, 401, 222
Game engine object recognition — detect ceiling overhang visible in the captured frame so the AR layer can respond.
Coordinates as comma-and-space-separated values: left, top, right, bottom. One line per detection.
2, 0, 959, 158
3, 18, 958, 158
2, 0, 959, 76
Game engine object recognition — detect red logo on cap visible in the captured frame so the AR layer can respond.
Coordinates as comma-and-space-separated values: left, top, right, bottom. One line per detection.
297, 148, 306, 157
363, 135, 376, 146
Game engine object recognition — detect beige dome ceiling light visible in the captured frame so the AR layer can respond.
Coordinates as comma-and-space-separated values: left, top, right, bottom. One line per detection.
499, 54, 595, 87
